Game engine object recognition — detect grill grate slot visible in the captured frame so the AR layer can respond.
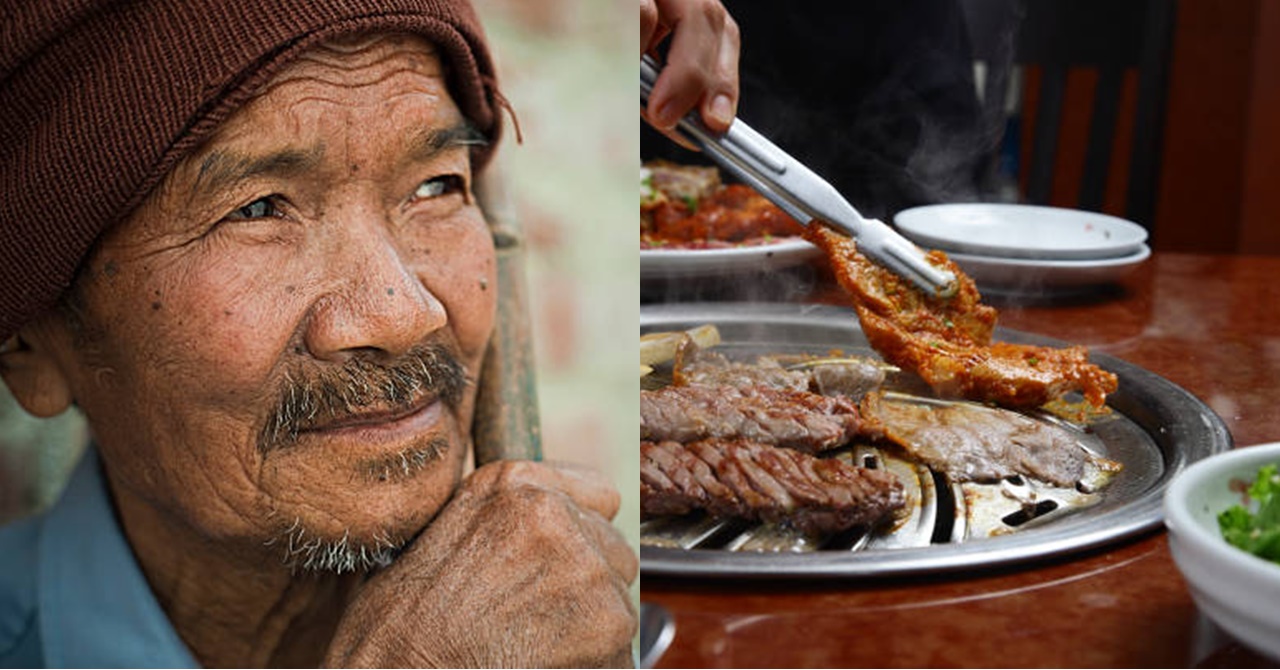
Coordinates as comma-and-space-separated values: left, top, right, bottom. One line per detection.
1002, 500, 1061, 527
929, 470, 957, 544
641, 514, 750, 550
821, 526, 874, 552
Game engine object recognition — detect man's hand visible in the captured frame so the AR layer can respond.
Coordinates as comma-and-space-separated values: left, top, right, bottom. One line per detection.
641, 0, 741, 140
323, 460, 638, 668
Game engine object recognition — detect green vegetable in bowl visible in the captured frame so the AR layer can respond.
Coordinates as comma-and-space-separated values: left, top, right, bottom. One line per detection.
1218, 463, 1280, 564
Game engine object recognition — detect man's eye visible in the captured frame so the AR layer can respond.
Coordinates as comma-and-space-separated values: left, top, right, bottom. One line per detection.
226, 197, 282, 220
414, 175, 464, 200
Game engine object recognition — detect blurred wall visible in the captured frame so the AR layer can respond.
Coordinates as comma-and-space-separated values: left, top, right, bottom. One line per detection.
1155, 0, 1280, 253
469, 0, 638, 554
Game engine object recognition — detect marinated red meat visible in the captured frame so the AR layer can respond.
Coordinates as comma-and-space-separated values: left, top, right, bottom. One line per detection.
641, 160, 804, 248
804, 225, 1118, 408
654, 184, 803, 243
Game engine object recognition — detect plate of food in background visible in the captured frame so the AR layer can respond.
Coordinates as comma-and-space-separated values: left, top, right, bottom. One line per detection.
641, 160, 821, 280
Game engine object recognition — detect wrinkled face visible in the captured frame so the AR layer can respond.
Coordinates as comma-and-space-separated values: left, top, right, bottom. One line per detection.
42, 34, 496, 571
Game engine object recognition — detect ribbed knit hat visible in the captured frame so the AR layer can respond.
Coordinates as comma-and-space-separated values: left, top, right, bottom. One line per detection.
0, 0, 506, 344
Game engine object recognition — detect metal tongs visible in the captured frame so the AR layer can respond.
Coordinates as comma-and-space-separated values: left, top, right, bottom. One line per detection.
641, 54, 957, 297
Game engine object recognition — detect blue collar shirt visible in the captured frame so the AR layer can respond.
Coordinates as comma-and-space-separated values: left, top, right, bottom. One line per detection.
0, 448, 198, 668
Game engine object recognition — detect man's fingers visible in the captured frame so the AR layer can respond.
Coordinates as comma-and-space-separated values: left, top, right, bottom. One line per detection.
462, 460, 636, 584
465, 459, 622, 521
578, 506, 640, 586
330, 462, 639, 668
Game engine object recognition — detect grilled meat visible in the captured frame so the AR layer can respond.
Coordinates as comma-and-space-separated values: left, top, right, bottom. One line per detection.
864, 393, 1118, 486
643, 159, 721, 205
652, 183, 803, 244
803, 359, 888, 399
641, 159, 804, 249
672, 338, 887, 400
804, 225, 1117, 408
672, 342, 811, 391
641, 438, 906, 535
640, 384, 881, 454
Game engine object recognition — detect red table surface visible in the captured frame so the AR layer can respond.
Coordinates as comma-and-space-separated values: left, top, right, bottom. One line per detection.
641, 252, 1280, 668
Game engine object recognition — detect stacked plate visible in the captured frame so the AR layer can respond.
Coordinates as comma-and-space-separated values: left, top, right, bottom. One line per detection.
640, 239, 820, 281
893, 203, 1150, 298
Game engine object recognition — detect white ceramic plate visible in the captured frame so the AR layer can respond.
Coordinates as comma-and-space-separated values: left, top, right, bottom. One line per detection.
945, 243, 1150, 297
640, 237, 820, 280
895, 203, 1148, 260
1165, 442, 1280, 663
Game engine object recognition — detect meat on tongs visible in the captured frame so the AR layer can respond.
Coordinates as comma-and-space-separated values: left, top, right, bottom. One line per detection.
805, 225, 1118, 409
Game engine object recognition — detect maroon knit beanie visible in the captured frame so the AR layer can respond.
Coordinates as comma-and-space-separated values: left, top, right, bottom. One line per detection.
0, 0, 507, 344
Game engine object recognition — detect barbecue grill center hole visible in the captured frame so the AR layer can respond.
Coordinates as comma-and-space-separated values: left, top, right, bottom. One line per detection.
1001, 500, 1059, 527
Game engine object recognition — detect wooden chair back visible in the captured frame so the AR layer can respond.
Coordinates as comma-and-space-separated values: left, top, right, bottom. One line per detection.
961, 0, 1176, 229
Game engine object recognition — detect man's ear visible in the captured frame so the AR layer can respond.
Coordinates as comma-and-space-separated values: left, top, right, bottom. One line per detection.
0, 328, 74, 418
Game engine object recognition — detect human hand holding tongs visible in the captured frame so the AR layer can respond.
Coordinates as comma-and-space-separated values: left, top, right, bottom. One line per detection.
640, 54, 957, 298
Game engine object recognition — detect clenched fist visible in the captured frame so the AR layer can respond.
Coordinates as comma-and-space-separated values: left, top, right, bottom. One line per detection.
324, 460, 638, 668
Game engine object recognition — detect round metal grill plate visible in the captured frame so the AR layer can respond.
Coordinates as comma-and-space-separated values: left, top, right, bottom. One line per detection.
640, 303, 1231, 578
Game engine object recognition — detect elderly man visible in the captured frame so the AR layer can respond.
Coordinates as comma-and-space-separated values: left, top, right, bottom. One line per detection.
0, 0, 636, 667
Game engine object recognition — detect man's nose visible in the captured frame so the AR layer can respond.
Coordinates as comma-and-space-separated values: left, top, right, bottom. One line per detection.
303, 225, 445, 362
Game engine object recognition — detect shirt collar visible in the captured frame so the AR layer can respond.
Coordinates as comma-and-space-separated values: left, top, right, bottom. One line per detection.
37, 448, 199, 668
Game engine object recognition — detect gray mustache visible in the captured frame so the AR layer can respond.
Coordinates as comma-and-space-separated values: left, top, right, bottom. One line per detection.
259, 343, 468, 453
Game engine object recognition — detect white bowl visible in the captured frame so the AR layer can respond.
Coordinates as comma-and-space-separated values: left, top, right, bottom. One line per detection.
1164, 442, 1280, 662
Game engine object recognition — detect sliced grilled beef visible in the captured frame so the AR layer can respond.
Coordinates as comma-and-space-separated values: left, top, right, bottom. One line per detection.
640, 384, 881, 454
865, 394, 1100, 486
806, 359, 888, 399
672, 344, 811, 391
671, 341, 886, 399
641, 438, 906, 535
